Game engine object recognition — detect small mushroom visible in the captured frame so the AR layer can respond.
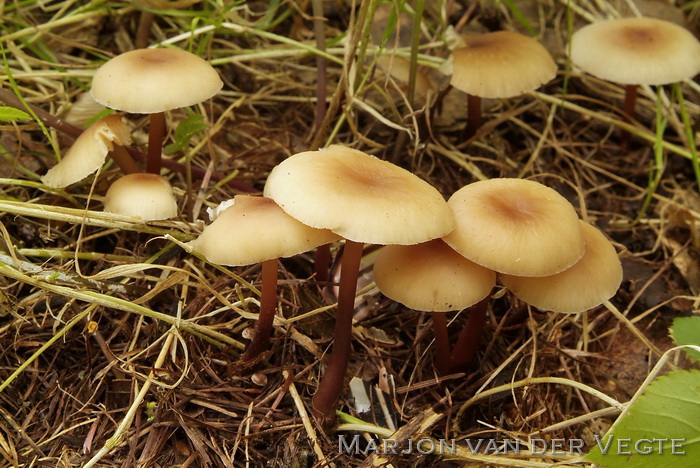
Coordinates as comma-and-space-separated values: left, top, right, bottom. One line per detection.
569, 17, 700, 131
188, 195, 339, 363
373, 239, 495, 375
91, 48, 223, 174
103, 173, 178, 221
443, 178, 585, 277
446, 31, 556, 139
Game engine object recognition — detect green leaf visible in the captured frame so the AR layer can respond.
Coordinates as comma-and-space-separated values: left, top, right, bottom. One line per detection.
670, 317, 700, 362
164, 114, 209, 154
585, 370, 700, 468
0, 106, 31, 122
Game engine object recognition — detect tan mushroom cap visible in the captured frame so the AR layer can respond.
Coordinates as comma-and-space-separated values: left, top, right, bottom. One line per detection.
374, 239, 496, 312
103, 173, 177, 220
443, 178, 585, 276
500, 221, 622, 313
42, 115, 131, 188
91, 48, 223, 114
570, 17, 700, 85
449, 31, 557, 98
263, 145, 455, 245
188, 195, 340, 266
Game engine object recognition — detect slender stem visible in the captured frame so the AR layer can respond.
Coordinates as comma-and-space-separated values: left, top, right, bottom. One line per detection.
135, 11, 155, 49
431, 312, 451, 375
450, 296, 489, 373
311, 0, 327, 135
147, 111, 165, 174
620, 84, 638, 151
314, 243, 331, 283
109, 144, 140, 174
241, 259, 279, 363
462, 94, 481, 140
312, 240, 364, 423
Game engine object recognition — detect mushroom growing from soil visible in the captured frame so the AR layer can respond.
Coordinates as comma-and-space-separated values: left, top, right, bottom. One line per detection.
373, 239, 495, 375
188, 195, 340, 364
443, 178, 585, 277
91, 48, 223, 174
41, 114, 137, 188
569, 17, 700, 136
103, 173, 178, 221
500, 220, 623, 313
264, 145, 454, 422
446, 30, 557, 139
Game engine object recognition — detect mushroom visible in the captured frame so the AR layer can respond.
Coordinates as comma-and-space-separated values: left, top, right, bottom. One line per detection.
91, 48, 223, 174
443, 178, 585, 277
569, 17, 700, 133
373, 239, 495, 375
103, 173, 178, 221
41, 114, 137, 188
446, 31, 556, 139
188, 195, 340, 363
264, 145, 454, 421
500, 221, 623, 313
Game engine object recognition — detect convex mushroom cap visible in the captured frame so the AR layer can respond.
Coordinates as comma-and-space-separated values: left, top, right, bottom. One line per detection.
264, 145, 455, 245
500, 221, 622, 313
569, 17, 700, 85
103, 173, 177, 220
448, 30, 557, 98
91, 48, 223, 114
189, 195, 340, 266
373, 239, 496, 312
443, 178, 585, 276
41, 115, 131, 188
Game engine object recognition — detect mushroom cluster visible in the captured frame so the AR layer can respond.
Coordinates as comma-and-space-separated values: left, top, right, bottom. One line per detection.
42, 47, 223, 221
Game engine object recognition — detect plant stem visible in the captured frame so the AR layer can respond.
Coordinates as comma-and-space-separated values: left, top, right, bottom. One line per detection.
312, 240, 363, 423
241, 259, 279, 362
110, 145, 140, 174
314, 243, 331, 283
450, 296, 489, 373
147, 111, 165, 174
620, 84, 638, 151
431, 311, 451, 375
462, 94, 481, 140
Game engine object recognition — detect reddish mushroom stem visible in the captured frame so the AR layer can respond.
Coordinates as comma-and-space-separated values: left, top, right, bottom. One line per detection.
430, 312, 451, 375
311, 239, 364, 422
147, 111, 165, 174
109, 145, 140, 175
241, 258, 279, 363
449, 296, 489, 373
314, 243, 331, 283
462, 94, 482, 140
620, 84, 638, 151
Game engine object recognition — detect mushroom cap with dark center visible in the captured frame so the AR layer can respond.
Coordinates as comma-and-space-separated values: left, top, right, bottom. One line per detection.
443, 178, 585, 276
500, 221, 622, 313
91, 48, 223, 114
188, 195, 340, 266
449, 30, 557, 98
41, 114, 131, 188
373, 239, 496, 312
569, 17, 700, 85
103, 173, 177, 221
263, 145, 455, 245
